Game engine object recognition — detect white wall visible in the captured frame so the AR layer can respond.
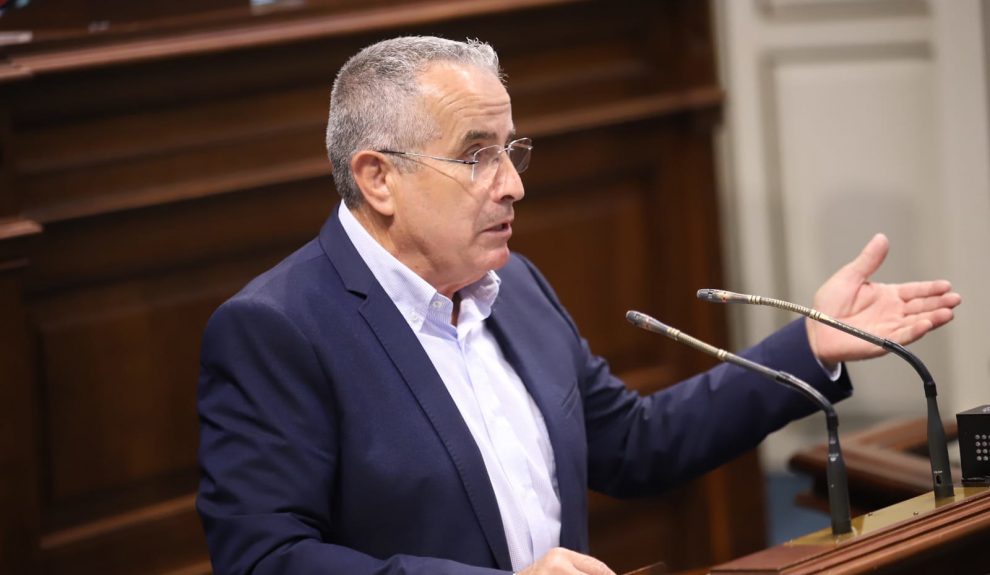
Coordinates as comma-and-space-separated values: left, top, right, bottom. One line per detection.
714, 0, 990, 470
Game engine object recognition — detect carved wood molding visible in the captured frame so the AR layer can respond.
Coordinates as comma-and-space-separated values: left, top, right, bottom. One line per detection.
0, 217, 42, 241
524, 87, 723, 138
0, 218, 42, 267
18, 87, 721, 226
0, 0, 586, 81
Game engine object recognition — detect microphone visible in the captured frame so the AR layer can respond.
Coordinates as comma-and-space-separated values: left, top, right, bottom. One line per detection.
626, 310, 853, 535
697, 288, 954, 499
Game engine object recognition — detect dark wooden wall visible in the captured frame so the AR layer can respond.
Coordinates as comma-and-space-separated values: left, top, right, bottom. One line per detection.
0, 1, 766, 573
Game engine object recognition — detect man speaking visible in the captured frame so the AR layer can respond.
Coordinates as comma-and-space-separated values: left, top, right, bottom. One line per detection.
196, 36, 960, 575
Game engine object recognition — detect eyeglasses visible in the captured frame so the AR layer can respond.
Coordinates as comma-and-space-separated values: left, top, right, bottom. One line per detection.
377, 137, 533, 183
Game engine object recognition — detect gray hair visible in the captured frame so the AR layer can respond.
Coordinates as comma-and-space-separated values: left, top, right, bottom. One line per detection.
326, 36, 503, 208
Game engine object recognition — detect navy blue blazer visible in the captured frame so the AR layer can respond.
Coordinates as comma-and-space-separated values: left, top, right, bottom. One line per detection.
197, 209, 850, 575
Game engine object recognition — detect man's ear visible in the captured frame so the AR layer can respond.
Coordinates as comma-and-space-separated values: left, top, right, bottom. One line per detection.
351, 151, 396, 217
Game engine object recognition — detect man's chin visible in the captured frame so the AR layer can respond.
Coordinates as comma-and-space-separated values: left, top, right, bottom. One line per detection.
487, 247, 512, 271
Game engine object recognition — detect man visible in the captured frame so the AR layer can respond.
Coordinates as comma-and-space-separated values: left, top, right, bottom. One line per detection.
196, 37, 960, 575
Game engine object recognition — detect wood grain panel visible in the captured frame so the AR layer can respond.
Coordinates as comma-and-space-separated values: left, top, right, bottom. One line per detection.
0, 264, 43, 574
515, 172, 652, 364
39, 285, 217, 503
24, 179, 332, 291
40, 494, 207, 575
16, 85, 324, 176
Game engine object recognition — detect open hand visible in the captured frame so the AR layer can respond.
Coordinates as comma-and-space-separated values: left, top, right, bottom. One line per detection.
807, 233, 961, 369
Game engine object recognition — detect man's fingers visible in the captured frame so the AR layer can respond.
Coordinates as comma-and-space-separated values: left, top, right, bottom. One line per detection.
903, 292, 963, 315
522, 548, 616, 575
897, 279, 954, 301
888, 306, 957, 345
845, 233, 889, 279
924, 307, 956, 329
570, 551, 616, 575
888, 320, 934, 346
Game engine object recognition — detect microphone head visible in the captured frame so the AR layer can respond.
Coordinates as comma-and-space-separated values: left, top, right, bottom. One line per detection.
625, 310, 666, 335
697, 288, 742, 303
625, 310, 650, 328
696, 289, 720, 302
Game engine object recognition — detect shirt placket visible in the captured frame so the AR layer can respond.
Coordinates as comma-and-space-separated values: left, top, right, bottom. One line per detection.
459, 324, 544, 565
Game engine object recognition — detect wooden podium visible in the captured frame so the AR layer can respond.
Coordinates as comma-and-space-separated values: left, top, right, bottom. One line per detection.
616, 418, 990, 575
621, 486, 990, 575
708, 486, 990, 574
620, 417, 990, 574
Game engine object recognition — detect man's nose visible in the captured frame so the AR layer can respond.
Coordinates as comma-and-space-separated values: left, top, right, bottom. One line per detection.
495, 155, 525, 202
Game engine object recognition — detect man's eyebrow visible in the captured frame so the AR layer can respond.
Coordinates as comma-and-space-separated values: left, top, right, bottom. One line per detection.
459, 128, 517, 146
460, 130, 497, 146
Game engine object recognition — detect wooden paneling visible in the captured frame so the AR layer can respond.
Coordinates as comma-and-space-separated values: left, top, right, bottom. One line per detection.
0, 1, 757, 573
0, 257, 43, 574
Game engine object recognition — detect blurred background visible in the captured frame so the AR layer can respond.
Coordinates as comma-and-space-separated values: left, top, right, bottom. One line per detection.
1, 0, 986, 573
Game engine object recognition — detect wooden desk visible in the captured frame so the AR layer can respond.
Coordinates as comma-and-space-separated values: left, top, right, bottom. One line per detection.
709, 486, 990, 574
622, 419, 988, 575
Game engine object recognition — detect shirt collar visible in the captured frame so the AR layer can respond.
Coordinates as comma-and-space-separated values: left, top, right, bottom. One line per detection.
338, 202, 501, 332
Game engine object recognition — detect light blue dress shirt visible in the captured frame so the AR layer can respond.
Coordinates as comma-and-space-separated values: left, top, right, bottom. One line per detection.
339, 203, 562, 572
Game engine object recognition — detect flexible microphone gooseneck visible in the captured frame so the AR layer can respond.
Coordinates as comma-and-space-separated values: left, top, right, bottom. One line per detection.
626, 310, 853, 536
697, 288, 954, 499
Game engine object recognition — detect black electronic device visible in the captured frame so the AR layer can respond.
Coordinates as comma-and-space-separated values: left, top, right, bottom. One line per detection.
956, 404, 990, 486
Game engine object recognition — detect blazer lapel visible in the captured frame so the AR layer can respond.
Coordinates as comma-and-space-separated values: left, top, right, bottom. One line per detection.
318, 209, 513, 570
487, 304, 587, 552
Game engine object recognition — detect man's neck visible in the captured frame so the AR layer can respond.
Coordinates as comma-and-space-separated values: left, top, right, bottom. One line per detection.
350, 204, 476, 302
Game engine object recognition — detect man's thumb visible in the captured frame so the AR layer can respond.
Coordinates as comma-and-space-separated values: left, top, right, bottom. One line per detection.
846, 233, 889, 280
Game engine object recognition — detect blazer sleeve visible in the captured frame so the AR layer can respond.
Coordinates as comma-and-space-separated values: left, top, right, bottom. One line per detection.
513, 255, 852, 499
583, 319, 851, 498
196, 298, 508, 575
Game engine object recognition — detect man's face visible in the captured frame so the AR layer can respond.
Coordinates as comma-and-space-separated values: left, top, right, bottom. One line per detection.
386, 62, 525, 297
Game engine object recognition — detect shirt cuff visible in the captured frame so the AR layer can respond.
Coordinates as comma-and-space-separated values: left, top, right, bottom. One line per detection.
816, 357, 844, 381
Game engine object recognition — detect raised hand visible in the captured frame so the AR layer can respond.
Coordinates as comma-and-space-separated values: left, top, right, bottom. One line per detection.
806, 233, 961, 369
